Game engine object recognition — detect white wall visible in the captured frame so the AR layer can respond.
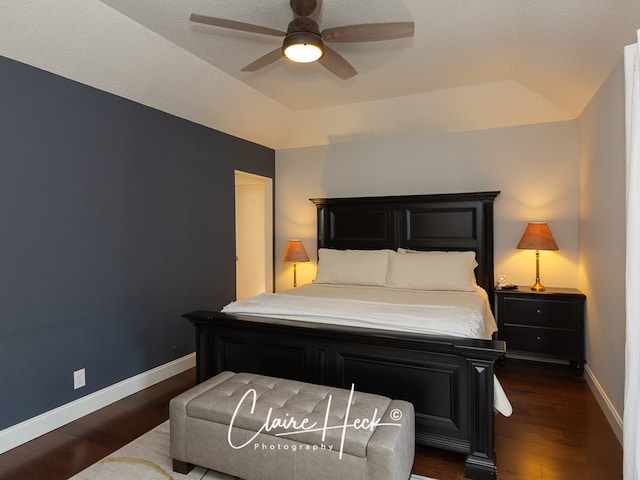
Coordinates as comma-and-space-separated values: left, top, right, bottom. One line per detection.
578, 58, 626, 440
275, 121, 579, 292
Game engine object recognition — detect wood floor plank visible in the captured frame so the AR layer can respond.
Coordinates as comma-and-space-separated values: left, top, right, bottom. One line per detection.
0, 360, 622, 480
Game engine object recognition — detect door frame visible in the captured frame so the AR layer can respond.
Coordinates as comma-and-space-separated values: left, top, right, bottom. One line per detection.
234, 170, 273, 298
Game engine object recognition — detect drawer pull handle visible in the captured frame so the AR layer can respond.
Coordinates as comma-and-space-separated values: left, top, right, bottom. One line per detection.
536, 336, 542, 340
536, 309, 542, 314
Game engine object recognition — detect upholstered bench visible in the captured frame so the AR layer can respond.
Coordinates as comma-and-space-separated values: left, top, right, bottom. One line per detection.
170, 371, 415, 480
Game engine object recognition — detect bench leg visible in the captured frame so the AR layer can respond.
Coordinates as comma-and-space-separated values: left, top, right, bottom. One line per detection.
173, 459, 194, 474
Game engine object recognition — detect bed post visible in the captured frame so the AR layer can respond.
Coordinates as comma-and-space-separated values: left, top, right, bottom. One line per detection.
477, 191, 498, 311
464, 357, 498, 480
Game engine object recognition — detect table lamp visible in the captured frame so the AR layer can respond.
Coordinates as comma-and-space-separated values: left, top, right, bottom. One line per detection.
517, 222, 559, 292
281, 240, 310, 287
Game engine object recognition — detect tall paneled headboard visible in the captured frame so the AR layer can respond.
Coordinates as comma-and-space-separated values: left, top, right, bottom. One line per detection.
310, 191, 500, 305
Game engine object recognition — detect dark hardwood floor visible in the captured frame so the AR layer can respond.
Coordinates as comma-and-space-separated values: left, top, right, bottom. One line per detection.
413, 359, 623, 480
0, 359, 622, 480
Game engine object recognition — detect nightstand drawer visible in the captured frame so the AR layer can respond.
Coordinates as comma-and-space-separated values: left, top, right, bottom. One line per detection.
502, 297, 576, 328
503, 325, 577, 357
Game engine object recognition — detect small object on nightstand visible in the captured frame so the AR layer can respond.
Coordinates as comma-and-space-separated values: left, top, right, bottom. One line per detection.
495, 286, 586, 376
496, 274, 517, 289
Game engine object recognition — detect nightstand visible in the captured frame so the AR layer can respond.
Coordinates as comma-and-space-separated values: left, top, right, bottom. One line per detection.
494, 286, 586, 376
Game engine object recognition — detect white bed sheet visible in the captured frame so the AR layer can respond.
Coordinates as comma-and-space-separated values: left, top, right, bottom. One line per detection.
286, 283, 497, 339
224, 284, 496, 339
222, 283, 512, 416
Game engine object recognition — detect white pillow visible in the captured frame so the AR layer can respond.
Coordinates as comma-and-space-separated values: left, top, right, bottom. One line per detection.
397, 248, 478, 266
387, 250, 477, 291
314, 248, 390, 286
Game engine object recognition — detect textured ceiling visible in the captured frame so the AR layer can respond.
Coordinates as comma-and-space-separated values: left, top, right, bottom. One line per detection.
97, 0, 640, 115
2, 1, 640, 149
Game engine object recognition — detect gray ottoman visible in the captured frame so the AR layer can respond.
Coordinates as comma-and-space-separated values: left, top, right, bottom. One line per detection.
170, 371, 415, 480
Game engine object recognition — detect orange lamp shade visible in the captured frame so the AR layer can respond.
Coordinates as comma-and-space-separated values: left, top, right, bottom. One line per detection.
517, 222, 559, 251
281, 240, 310, 262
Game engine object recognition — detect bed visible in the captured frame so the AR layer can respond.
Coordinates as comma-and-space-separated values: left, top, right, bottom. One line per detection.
183, 191, 505, 480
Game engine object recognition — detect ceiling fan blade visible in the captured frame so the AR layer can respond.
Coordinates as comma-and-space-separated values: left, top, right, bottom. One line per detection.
241, 48, 283, 72
319, 46, 357, 80
189, 14, 285, 37
290, 0, 318, 17
322, 22, 414, 43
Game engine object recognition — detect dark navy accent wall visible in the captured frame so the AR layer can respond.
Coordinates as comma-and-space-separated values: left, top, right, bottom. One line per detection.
0, 56, 275, 430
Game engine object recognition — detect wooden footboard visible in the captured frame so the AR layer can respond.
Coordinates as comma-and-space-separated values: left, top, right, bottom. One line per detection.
184, 310, 505, 480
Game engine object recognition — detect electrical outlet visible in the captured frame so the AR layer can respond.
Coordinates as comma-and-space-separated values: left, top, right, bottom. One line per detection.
73, 368, 86, 390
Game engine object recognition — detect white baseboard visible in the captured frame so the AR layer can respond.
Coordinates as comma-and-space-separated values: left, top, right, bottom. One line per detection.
0, 353, 195, 455
584, 363, 624, 444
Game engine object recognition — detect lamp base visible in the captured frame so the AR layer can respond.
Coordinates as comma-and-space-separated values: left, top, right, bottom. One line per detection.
530, 251, 546, 291
293, 262, 298, 288
530, 281, 545, 292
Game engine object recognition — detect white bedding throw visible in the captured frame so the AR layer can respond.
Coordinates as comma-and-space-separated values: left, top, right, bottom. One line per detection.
222, 293, 489, 338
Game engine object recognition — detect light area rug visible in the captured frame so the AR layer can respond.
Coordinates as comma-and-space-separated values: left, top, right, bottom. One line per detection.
70, 420, 436, 480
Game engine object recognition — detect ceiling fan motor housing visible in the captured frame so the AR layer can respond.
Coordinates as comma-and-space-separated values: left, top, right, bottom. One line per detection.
287, 17, 321, 36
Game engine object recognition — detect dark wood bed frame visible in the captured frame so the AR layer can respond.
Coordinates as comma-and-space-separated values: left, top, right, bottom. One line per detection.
184, 191, 505, 480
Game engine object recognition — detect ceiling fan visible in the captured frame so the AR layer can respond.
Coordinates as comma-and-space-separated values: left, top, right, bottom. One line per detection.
189, 0, 414, 80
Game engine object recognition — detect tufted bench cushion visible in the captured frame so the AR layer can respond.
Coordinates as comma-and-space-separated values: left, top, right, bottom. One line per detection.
170, 371, 415, 480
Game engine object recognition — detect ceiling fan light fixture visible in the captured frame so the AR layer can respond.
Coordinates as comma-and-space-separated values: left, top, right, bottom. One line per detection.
282, 31, 324, 63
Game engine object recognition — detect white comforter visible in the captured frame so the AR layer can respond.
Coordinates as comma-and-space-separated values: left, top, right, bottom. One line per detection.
222, 283, 512, 416
223, 290, 492, 339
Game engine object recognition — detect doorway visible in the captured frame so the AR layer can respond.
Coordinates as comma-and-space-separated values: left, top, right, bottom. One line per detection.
234, 171, 273, 300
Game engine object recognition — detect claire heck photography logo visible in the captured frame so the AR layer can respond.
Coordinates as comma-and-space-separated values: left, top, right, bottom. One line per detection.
226, 384, 403, 459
